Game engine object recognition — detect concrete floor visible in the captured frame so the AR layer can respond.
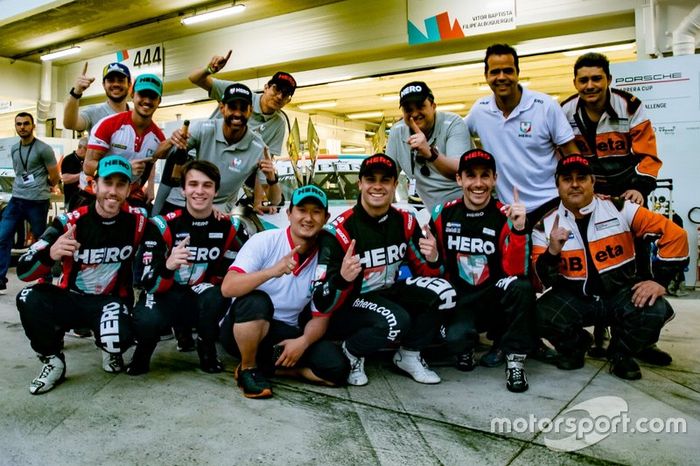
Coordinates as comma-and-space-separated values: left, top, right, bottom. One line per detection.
1, 273, 697, 466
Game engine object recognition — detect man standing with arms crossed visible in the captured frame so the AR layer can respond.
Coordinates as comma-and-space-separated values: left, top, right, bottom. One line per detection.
386, 81, 471, 211
63, 62, 131, 133
0, 112, 60, 294
466, 44, 579, 226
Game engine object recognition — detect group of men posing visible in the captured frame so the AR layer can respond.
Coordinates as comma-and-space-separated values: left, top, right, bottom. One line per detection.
6, 43, 689, 399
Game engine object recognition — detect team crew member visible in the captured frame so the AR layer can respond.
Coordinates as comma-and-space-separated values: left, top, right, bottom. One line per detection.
431, 149, 536, 393
157, 83, 280, 213
128, 161, 248, 375
63, 62, 131, 133
386, 81, 471, 211
532, 156, 688, 380
465, 43, 579, 225
85, 73, 166, 208
220, 186, 348, 399
59, 137, 87, 209
16, 155, 147, 394
312, 154, 456, 386
562, 53, 661, 203
189, 50, 295, 157
0, 113, 60, 294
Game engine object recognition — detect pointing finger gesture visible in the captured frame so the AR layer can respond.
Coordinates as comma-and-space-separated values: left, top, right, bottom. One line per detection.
418, 226, 439, 263
548, 214, 570, 255
166, 235, 191, 271
50, 224, 81, 260
507, 186, 526, 231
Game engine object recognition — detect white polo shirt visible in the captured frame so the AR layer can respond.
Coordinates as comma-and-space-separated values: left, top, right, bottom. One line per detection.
465, 87, 574, 212
228, 228, 318, 328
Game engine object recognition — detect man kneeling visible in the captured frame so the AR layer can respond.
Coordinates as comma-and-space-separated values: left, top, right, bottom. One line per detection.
17, 155, 146, 394
220, 186, 349, 399
533, 156, 687, 380
128, 160, 248, 375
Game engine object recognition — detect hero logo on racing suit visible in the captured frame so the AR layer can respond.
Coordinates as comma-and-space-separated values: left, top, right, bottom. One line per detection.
74, 246, 134, 264
446, 236, 496, 255
185, 246, 221, 262
357, 243, 407, 268
405, 277, 457, 310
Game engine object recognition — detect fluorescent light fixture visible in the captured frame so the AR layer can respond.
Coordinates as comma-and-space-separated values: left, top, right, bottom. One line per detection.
562, 43, 635, 57
347, 111, 383, 120
297, 100, 337, 110
40, 46, 80, 61
342, 146, 366, 153
437, 103, 466, 112
432, 63, 482, 73
380, 94, 399, 101
181, 3, 246, 25
328, 77, 376, 87
520, 80, 531, 87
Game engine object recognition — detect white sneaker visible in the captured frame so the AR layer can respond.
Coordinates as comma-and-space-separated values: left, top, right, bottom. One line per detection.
393, 348, 441, 384
342, 342, 368, 386
30, 354, 66, 395
102, 352, 124, 373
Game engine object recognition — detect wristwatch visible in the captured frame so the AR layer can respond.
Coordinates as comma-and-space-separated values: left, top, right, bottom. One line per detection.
427, 145, 439, 162
69, 88, 82, 99
266, 174, 279, 185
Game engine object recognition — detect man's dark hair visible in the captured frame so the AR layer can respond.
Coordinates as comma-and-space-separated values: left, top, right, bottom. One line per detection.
15, 112, 34, 124
574, 52, 611, 78
180, 160, 221, 192
484, 44, 519, 74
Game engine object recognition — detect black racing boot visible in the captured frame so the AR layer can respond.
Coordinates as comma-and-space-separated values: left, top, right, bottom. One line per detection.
126, 341, 157, 376
197, 338, 224, 373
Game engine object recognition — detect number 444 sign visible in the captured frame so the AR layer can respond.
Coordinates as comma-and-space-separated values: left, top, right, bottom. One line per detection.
119, 44, 163, 75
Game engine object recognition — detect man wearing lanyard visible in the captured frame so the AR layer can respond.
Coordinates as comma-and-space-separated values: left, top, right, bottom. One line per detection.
0, 113, 60, 294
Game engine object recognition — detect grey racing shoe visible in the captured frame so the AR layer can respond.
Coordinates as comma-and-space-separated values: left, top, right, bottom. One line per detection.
505, 353, 529, 393
342, 342, 368, 386
393, 348, 441, 384
102, 351, 124, 373
30, 354, 66, 395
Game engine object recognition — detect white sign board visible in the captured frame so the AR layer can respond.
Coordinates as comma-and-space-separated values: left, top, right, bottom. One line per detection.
407, 0, 515, 45
611, 54, 700, 285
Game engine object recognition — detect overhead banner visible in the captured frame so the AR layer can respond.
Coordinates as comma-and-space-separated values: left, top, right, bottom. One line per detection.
611, 54, 700, 285
63, 44, 164, 99
407, 0, 515, 45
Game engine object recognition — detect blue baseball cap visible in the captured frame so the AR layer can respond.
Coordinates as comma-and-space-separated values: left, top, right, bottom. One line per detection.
102, 62, 131, 81
291, 185, 328, 210
97, 155, 132, 181
133, 73, 163, 97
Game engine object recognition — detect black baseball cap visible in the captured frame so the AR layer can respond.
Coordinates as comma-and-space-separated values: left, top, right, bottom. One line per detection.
221, 83, 253, 106
458, 149, 496, 173
268, 72, 297, 96
399, 81, 433, 107
556, 155, 593, 176
359, 153, 398, 179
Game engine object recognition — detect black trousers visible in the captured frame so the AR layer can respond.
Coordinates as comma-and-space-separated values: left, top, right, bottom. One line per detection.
444, 276, 537, 355
219, 290, 349, 386
326, 277, 456, 357
132, 283, 229, 345
536, 285, 674, 356
17, 283, 133, 356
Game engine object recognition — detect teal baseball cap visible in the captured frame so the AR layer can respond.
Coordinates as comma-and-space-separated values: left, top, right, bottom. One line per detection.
291, 185, 328, 210
133, 73, 163, 97
97, 155, 132, 181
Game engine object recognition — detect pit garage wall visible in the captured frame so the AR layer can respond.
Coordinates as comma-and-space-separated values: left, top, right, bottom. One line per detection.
612, 54, 700, 286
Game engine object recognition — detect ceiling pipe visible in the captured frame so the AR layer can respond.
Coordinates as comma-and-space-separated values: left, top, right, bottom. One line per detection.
672, 4, 700, 56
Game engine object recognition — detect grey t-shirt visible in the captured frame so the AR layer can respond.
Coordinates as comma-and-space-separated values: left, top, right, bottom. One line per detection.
166, 119, 267, 211
210, 79, 287, 156
80, 102, 118, 133
10, 138, 56, 201
386, 111, 471, 211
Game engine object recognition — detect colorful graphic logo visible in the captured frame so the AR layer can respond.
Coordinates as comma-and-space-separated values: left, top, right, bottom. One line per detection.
408, 11, 464, 45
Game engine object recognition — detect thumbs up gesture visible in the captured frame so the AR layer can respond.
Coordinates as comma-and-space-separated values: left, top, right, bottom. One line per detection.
548, 214, 570, 255
50, 224, 81, 260
166, 235, 191, 271
340, 239, 362, 282
504, 186, 527, 231
418, 225, 439, 263
272, 245, 301, 277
